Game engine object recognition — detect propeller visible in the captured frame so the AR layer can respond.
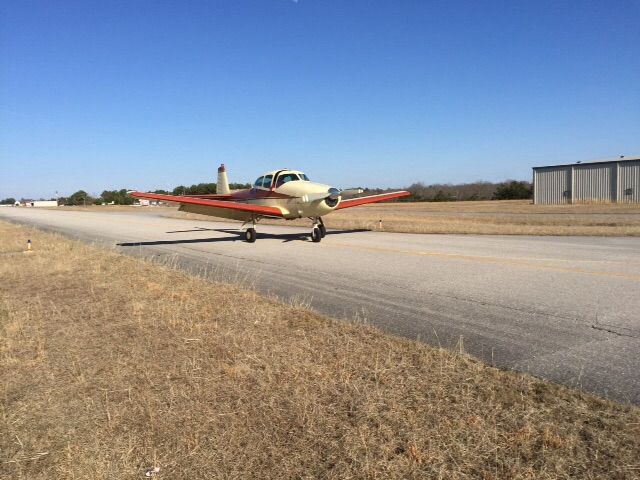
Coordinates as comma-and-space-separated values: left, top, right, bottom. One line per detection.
301, 188, 364, 203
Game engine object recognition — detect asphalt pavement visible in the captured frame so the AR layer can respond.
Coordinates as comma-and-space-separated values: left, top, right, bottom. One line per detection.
2, 206, 639, 403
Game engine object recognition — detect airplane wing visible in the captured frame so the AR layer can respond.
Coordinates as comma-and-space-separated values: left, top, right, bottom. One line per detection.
336, 191, 411, 210
129, 191, 285, 217
182, 193, 234, 200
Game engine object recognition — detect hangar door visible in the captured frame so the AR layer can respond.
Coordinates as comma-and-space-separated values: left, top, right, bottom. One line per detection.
573, 164, 615, 203
534, 167, 571, 204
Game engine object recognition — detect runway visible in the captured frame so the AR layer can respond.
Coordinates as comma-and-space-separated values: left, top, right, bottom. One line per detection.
2, 207, 639, 403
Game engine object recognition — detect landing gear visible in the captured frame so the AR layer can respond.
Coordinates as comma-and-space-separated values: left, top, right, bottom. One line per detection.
241, 216, 259, 243
245, 227, 256, 243
310, 217, 325, 242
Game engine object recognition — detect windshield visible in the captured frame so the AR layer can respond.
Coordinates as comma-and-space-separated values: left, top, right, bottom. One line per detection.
276, 173, 299, 187
262, 175, 273, 188
254, 175, 273, 188
300, 173, 310, 181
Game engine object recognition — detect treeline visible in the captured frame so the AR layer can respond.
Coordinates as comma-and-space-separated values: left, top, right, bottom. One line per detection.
6, 179, 532, 206
57, 189, 134, 206
358, 180, 532, 202
402, 180, 532, 201
55, 182, 253, 205
152, 182, 251, 196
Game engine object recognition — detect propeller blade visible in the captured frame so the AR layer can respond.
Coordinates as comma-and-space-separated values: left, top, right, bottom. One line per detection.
302, 188, 342, 203
339, 188, 364, 197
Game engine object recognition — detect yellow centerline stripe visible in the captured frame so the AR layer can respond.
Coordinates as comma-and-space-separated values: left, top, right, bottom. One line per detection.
329, 242, 640, 282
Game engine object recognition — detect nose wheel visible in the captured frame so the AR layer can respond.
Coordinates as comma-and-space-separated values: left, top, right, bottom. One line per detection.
310, 217, 326, 242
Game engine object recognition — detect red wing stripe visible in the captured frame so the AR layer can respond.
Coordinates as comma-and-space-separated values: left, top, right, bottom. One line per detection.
336, 191, 411, 209
182, 194, 234, 200
129, 191, 284, 217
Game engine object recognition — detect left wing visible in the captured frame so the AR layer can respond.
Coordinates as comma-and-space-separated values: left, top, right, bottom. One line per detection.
129, 191, 285, 217
336, 191, 410, 210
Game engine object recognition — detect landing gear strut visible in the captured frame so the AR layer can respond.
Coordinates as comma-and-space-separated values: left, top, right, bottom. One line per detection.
318, 217, 326, 238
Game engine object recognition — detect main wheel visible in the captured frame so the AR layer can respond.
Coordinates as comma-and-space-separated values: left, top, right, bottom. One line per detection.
245, 227, 256, 243
319, 224, 326, 238
311, 227, 322, 243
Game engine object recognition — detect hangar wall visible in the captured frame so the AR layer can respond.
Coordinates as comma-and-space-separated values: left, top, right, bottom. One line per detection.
619, 160, 640, 203
533, 158, 640, 205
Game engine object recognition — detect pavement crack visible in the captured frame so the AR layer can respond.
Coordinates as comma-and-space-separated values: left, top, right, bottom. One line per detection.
591, 323, 640, 339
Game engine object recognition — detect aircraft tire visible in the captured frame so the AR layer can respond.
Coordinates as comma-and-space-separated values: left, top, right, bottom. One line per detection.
319, 224, 326, 237
245, 228, 257, 243
311, 227, 322, 243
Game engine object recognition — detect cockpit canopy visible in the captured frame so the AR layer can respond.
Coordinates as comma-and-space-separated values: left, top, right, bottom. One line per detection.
254, 170, 310, 189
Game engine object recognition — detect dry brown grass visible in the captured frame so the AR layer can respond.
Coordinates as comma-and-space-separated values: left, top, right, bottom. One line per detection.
1, 220, 639, 479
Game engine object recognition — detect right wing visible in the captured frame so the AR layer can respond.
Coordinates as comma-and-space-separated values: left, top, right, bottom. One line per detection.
336, 191, 410, 209
129, 191, 285, 217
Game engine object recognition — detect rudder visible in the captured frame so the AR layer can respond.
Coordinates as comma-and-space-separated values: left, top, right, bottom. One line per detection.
217, 164, 230, 194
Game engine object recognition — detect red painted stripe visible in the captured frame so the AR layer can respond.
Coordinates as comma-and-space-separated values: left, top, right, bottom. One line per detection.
336, 191, 411, 209
182, 194, 234, 200
129, 191, 284, 217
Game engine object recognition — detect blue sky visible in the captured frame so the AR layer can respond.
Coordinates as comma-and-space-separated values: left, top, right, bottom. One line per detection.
1, 0, 639, 199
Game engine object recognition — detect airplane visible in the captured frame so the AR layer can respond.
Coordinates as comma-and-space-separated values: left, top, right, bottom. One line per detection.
130, 164, 410, 243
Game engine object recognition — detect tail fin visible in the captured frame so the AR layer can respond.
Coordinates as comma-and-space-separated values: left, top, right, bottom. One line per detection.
217, 164, 230, 194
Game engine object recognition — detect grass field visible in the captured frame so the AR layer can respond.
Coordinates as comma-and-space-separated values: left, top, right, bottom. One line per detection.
256, 200, 640, 236
1, 220, 639, 479
61, 199, 640, 236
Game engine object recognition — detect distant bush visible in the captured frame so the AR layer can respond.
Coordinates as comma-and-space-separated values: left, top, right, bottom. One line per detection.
0, 197, 16, 205
492, 181, 533, 200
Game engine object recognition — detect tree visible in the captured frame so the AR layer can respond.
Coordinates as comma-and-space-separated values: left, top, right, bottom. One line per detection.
66, 190, 94, 206
100, 189, 133, 205
492, 181, 533, 200
0, 197, 16, 205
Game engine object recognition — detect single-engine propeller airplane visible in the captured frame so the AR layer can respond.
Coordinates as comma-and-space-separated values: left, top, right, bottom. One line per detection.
130, 164, 410, 243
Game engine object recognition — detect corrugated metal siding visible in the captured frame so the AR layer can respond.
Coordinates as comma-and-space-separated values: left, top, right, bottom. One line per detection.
618, 160, 640, 203
534, 159, 640, 204
573, 164, 615, 203
534, 167, 570, 204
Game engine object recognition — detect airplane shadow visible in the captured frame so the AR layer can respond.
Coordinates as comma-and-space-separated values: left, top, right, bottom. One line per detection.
117, 228, 369, 247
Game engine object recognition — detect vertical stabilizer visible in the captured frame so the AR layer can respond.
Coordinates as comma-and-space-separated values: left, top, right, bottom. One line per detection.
217, 164, 230, 194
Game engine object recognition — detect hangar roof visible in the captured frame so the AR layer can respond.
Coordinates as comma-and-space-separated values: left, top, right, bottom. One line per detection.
533, 155, 640, 170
